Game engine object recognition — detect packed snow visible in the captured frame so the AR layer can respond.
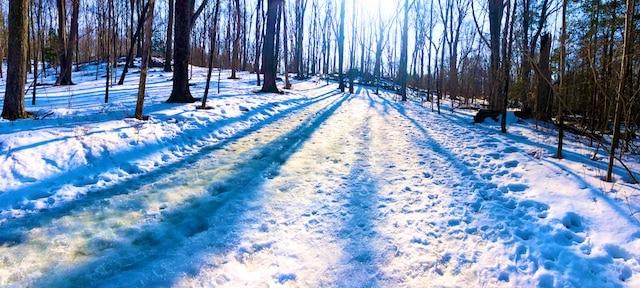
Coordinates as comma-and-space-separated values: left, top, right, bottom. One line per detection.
1, 63, 639, 287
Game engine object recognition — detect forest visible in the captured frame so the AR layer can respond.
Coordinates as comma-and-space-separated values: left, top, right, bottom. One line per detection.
2, 1, 640, 286
1, 0, 639, 177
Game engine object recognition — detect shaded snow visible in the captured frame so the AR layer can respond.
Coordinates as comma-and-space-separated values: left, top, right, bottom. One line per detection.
1, 65, 639, 287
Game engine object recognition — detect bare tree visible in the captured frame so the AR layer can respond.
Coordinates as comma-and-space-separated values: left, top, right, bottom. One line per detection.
254, 0, 263, 86
230, 0, 241, 79
606, 0, 636, 181
166, 0, 209, 103
201, 0, 222, 109
134, 0, 156, 120
294, 0, 307, 78
164, 0, 174, 72
282, 0, 292, 89
398, 0, 409, 101
2, 0, 29, 120
438, 0, 469, 110
519, 0, 551, 118
0, 3, 4, 79
555, 0, 567, 157
55, 0, 80, 86
260, 0, 283, 93
337, 0, 345, 92
118, 2, 151, 85
488, 0, 504, 110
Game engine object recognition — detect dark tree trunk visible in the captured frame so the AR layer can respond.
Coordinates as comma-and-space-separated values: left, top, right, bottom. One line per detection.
536, 33, 553, 121
2, 0, 29, 120
338, 0, 345, 92
260, 0, 282, 93
164, 0, 174, 72
294, 0, 306, 78
282, 0, 291, 89
166, 0, 198, 103
488, 0, 503, 110
0, 4, 4, 79
606, 0, 635, 181
254, 0, 263, 86
55, 0, 79, 86
398, 0, 409, 101
230, 0, 241, 79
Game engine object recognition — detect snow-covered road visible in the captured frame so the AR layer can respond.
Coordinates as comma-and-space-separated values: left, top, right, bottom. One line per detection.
1, 77, 639, 287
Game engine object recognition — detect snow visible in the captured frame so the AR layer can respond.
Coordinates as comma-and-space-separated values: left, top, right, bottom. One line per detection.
1, 64, 639, 287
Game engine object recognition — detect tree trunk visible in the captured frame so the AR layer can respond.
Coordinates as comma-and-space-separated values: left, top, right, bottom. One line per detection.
398, 0, 409, 101
55, 0, 68, 85
297, 0, 307, 78
30, 0, 38, 105
202, 0, 222, 108
164, 0, 174, 72
338, 0, 345, 92
488, 0, 503, 110
230, 0, 241, 79
0, 3, 5, 79
254, 0, 263, 86
501, 0, 515, 133
374, 17, 383, 95
119, 2, 150, 85
2, 0, 29, 120
606, 0, 635, 182
555, 0, 567, 158
135, 0, 156, 120
65, 0, 79, 85
537, 34, 552, 121
260, 0, 282, 93
166, 0, 198, 103
283, 0, 291, 89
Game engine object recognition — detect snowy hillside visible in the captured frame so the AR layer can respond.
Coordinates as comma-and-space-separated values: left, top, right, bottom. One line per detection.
1, 65, 639, 287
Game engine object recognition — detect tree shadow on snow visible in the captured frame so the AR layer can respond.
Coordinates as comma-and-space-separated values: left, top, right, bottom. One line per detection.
0, 89, 339, 214
364, 89, 632, 287
20, 92, 351, 287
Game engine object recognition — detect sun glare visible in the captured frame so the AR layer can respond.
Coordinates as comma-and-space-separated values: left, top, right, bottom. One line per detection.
357, 0, 401, 21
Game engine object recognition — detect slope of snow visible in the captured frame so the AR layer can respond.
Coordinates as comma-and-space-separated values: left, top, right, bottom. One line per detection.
0, 65, 639, 287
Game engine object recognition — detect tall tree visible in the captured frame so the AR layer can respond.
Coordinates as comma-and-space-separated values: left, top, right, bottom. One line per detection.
438, 0, 469, 110
398, 0, 409, 101
134, 0, 156, 120
166, 0, 209, 103
2, 0, 29, 120
294, 0, 308, 78
164, 0, 175, 72
229, 0, 241, 79
0, 3, 4, 79
118, 2, 151, 85
282, 0, 292, 89
555, 0, 567, 157
254, 0, 263, 86
488, 0, 504, 110
519, 0, 550, 118
201, 0, 222, 108
337, 0, 345, 92
260, 0, 282, 93
500, 0, 516, 133
373, 1, 385, 94
536, 33, 552, 120
606, 0, 635, 181
55, 0, 79, 86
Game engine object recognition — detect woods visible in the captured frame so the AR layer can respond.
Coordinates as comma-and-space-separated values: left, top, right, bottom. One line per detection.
1, 0, 639, 179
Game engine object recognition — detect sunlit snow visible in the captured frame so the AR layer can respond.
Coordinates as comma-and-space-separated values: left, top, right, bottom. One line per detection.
1, 63, 639, 287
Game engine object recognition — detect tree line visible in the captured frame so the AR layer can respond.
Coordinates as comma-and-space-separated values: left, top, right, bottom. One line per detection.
1, 0, 638, 180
